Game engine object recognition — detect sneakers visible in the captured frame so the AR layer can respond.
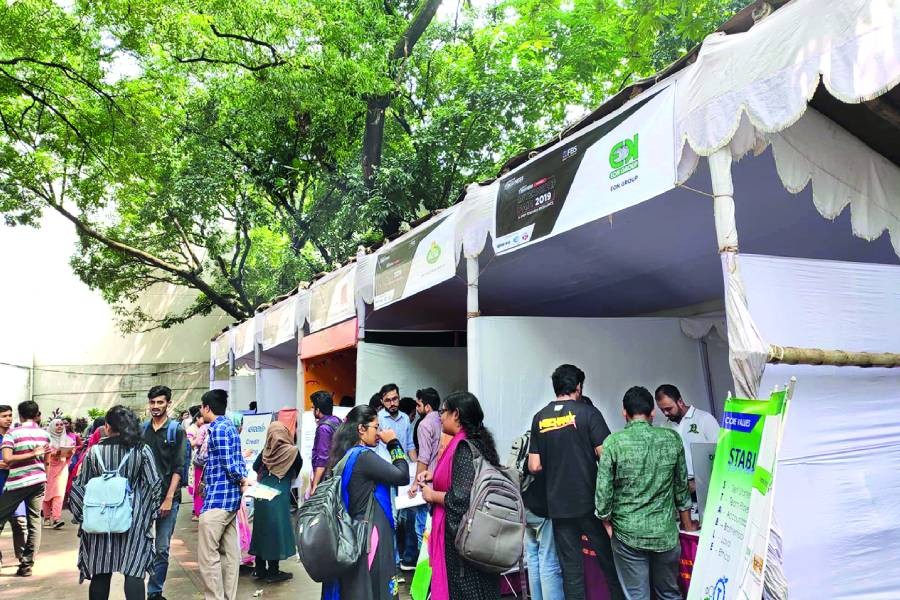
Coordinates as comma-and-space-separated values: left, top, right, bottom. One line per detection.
147, 594, 167, 600
16, 565, 32, 577
399, 561, 417, 572
52, 520, 65, 530
266, 571, 294, 584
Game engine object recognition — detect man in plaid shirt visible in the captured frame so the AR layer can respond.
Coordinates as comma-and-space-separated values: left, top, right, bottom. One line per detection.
197, 390, 248, 600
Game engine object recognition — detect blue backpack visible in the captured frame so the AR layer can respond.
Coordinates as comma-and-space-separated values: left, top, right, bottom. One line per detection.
82, 447, 134, 534
143, 420, 191, 484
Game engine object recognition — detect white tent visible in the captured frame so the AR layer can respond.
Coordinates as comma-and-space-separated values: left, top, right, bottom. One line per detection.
211, 1, 900, 596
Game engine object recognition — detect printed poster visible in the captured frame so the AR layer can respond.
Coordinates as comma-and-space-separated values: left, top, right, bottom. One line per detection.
687, 390, 790, 600
374, 209, 458, 309
308, 264, 357, 332
493, 84, 675, 254
240, 412, 274, 482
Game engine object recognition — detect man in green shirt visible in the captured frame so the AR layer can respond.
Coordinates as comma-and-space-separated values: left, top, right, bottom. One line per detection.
595, 386, 695, 600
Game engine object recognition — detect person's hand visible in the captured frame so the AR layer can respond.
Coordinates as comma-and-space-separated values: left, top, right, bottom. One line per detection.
159, 497, 173, 518
688, 479, 697, 494
0, 460, 7, 470
416, 470, 432, 485
239, 478, 249, 495
421, 484, 437, 504
34, 443, 50, 458
407, 482, 419, 498
378, 429, 397, 444
603, 520, 613, 539
243, 449, 253, 459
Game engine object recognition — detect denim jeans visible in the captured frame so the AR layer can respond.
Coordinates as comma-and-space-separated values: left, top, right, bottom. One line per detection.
400, 505, 427, 565
524, 510, 564, 600
610, 535, 681, 600
148, 496, 181, 595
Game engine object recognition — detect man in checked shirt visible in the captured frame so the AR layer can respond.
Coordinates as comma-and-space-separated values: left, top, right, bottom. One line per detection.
197, 390, 248, 600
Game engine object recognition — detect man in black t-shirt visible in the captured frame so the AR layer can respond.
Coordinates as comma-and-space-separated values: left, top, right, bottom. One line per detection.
529, 364, 624, 600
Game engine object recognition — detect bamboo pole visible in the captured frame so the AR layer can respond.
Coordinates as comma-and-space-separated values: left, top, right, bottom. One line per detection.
768, 345, 900, 368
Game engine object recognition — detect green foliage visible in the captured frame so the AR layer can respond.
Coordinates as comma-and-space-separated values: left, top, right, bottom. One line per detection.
0, 0, 750, 329
86, 407, 106, 420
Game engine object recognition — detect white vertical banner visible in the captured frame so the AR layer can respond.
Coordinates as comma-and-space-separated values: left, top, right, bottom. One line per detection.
241, 413, 273, 483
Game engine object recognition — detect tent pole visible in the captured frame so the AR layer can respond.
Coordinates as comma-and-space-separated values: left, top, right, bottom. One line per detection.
768, 345, 900, 368
709, 149, 738, 252
466, 256, 480, 318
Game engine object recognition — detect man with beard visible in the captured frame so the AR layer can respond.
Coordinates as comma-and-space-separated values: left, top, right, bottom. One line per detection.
142, 385, 188, 600
654, 384, 719, 491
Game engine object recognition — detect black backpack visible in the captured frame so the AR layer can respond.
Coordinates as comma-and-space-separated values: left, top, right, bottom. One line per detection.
296, 452, 374, 582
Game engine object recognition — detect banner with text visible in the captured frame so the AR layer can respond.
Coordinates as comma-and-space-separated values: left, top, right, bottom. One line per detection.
241, 413, 274, 482
374, 210, 458, 310
687, 390, 789, 600
492, 84, 675, 254
308, 264, 357, 333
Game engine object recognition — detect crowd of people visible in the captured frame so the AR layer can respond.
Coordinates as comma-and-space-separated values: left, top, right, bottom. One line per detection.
0, 363, 719, 600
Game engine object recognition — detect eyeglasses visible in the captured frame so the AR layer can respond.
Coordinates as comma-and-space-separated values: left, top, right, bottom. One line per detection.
383, 397, 400, 404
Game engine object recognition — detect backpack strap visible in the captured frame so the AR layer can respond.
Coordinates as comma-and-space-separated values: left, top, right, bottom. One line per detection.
91, 445, 107, 472
115, 448, 134, 475
142, 420, 151, 434
166, 420, 178, 445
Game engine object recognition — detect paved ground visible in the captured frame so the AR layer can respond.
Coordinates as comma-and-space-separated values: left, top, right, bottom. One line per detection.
0, 506, 413, 599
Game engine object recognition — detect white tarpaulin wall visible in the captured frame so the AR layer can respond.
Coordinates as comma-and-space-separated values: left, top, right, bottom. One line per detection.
256, 367, 298, 414
739, 254, 900, 600
356, 341, 467, 403
468, 316, 720, 456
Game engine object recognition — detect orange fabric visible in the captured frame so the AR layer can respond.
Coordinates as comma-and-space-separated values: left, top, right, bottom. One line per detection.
302, 348, 356, 410
276, 408, 298, 437
299, 318, 357, 359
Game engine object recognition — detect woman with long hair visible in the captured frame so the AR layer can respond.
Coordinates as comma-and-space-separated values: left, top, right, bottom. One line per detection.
70, 405, 161, 600
321, 405, 409, 600
43, 418, 76, 528
421, 392, 501, 600
249, 421, 302, 583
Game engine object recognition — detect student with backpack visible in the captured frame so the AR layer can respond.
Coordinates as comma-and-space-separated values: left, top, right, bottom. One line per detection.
70, 405, 162, 600
318, 405, 409, 600
420, 391, 511, 600
141, 385, 189, 600
508, 430, 564, 600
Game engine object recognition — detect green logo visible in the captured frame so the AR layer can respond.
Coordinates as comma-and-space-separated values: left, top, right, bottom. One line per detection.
426, 241, 442, 264
609, 133, 639, 179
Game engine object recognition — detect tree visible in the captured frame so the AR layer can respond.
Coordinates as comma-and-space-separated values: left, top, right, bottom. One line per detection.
0, 0, 750, 330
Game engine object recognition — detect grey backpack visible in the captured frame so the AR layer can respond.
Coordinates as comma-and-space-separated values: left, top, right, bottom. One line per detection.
454, 440, 526, 574
295, 452, 374, 582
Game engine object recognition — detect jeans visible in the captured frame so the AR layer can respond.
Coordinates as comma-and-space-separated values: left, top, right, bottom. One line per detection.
400, 505, 427, 565
148, 496, 181, 595
524, 510, 564, 600
552, 515, 624, 600
610, 536, 681, 600
0, 483, 45, 567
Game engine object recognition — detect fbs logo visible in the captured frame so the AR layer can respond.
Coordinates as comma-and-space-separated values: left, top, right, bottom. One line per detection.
609, 133, 639, 179
426, 241, 442, 264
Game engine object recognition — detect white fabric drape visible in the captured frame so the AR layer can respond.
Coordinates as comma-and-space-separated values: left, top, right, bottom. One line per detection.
741, 254, 900, 600
721, 252, 769, 398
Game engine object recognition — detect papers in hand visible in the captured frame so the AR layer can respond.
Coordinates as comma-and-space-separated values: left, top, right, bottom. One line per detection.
396, 463, 426, 509
245, 483, 281, 501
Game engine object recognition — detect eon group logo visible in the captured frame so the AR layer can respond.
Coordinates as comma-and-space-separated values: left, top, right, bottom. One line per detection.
609, 133, 639, 179
426, 241, 442, 264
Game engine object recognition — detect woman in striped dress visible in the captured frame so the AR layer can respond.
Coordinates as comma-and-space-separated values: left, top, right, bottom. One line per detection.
70, 406, 161, 600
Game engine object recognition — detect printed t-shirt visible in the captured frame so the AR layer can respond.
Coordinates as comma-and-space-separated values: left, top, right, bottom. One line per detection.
530, 400, 611, 519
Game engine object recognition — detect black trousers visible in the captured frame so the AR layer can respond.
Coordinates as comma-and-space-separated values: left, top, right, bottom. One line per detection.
88, 573, 145, 600
552, 515, 625, 600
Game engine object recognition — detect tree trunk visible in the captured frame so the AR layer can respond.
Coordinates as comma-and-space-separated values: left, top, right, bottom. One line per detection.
361, 0, 443, 188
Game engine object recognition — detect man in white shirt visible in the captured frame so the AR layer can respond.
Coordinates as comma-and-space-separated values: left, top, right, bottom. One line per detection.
654, 384, 720, 487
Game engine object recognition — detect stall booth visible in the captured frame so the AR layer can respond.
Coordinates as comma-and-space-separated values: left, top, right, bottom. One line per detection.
256, 293, 303, 430
346, 2, 900, 598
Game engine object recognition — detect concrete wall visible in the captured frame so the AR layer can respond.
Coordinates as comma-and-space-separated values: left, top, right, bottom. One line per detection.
2, 212, 230, 419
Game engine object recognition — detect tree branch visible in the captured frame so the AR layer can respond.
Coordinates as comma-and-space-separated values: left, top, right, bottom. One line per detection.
175, 50, 286, 72
45, 199, 250, 321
